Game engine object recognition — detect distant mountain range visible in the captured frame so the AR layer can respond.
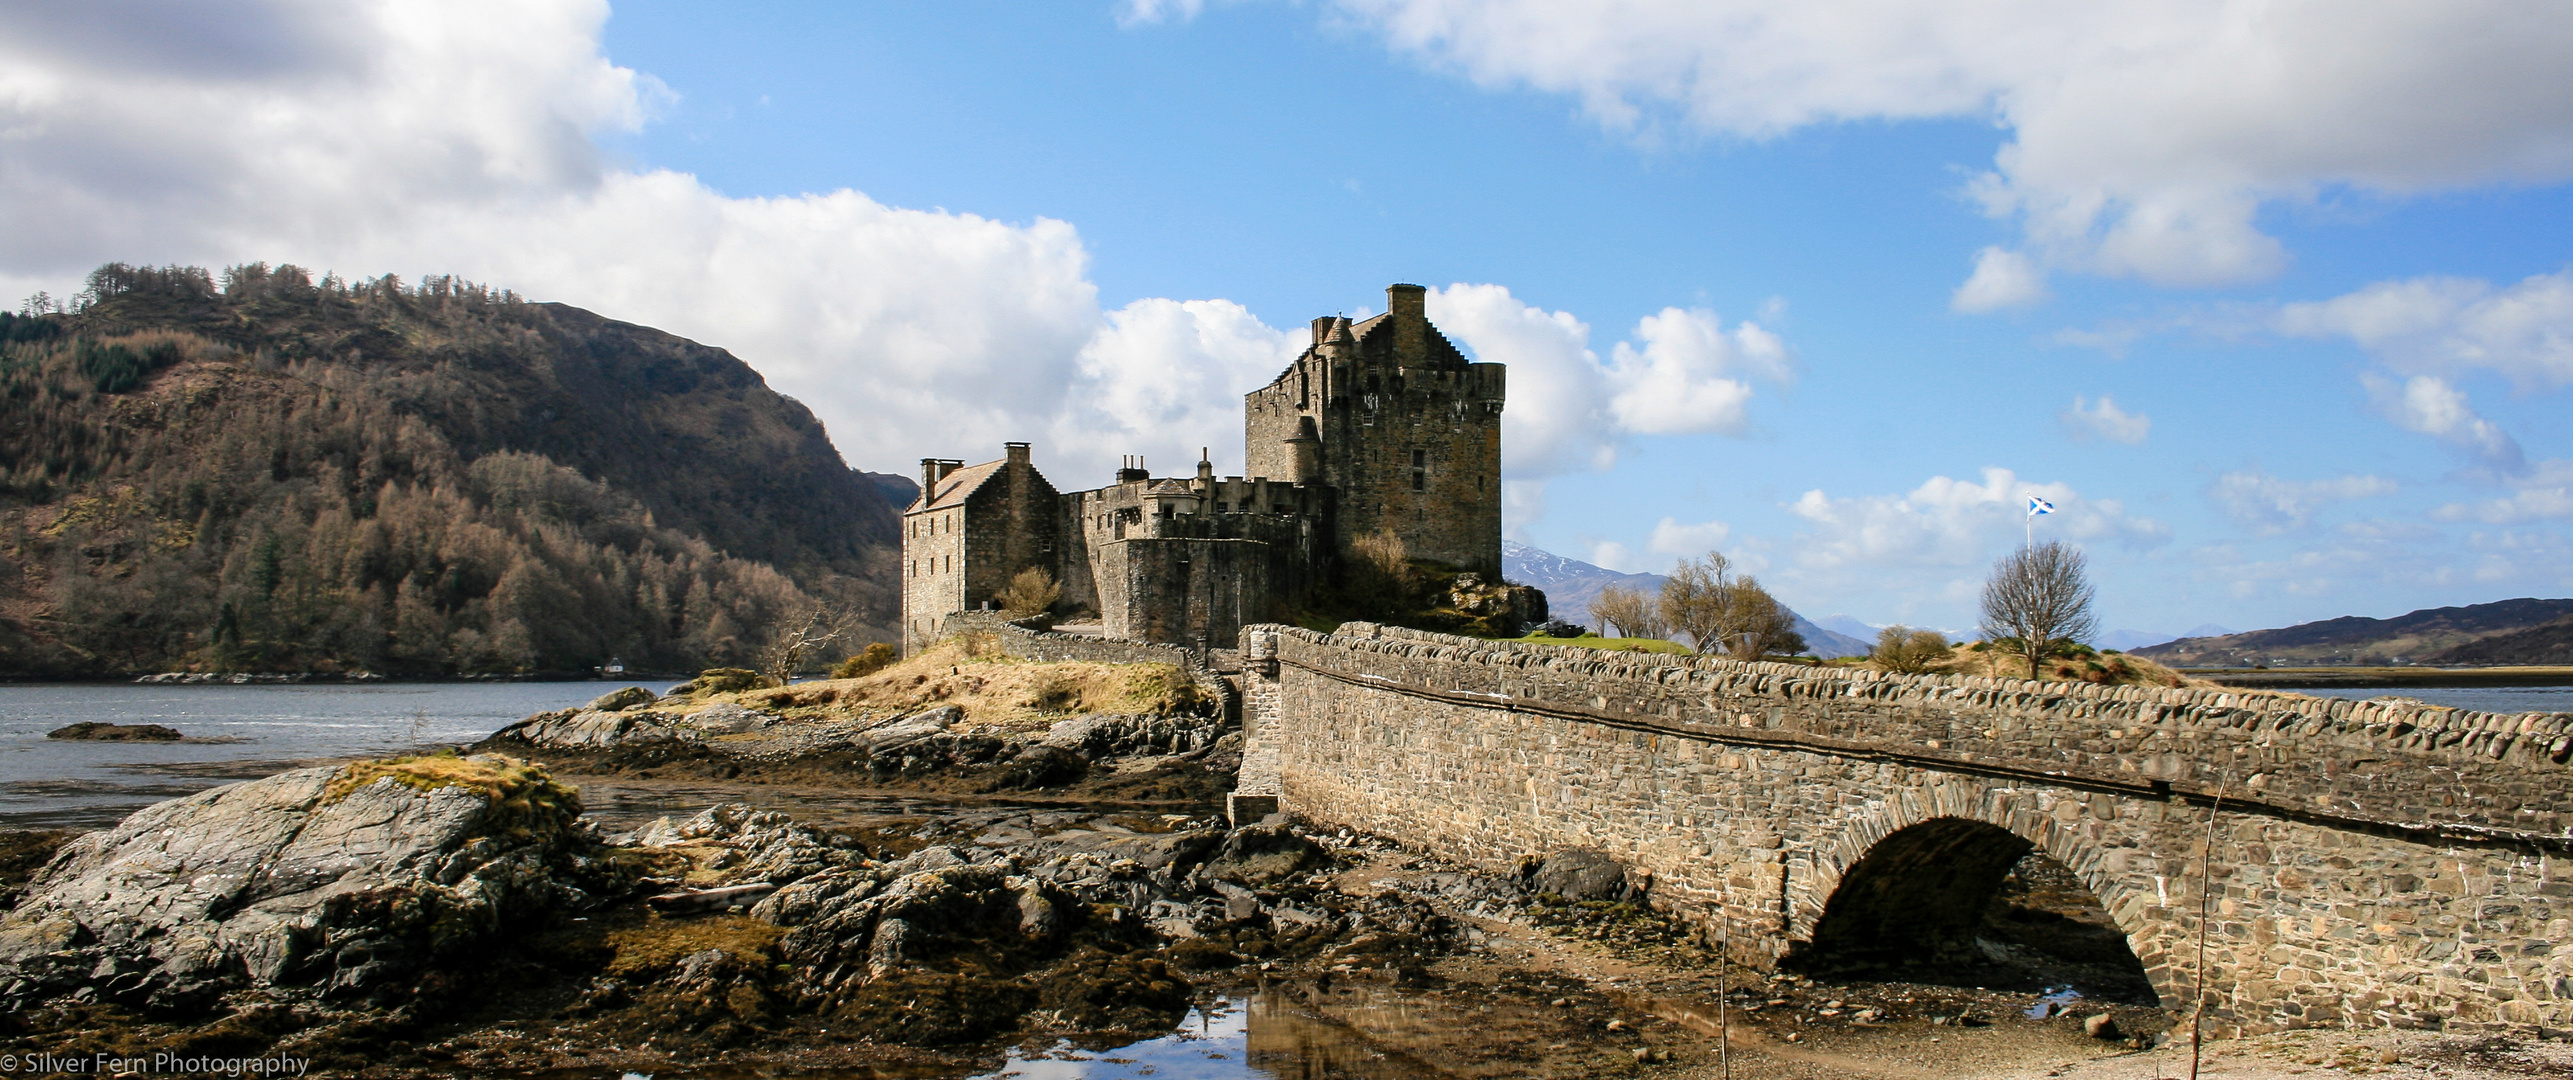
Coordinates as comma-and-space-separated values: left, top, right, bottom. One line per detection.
2134, 598, 2573, 668
2098, 624, 2235, 652
1499, 541, 1872, 658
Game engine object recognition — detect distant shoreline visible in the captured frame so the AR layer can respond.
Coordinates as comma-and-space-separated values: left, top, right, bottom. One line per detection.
2187, 665, 2573, 689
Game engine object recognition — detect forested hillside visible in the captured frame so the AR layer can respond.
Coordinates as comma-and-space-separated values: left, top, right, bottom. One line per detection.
0, 263, 907, 677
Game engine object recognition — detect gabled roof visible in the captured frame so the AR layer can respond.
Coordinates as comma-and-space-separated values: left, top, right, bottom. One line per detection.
909, 459, 1003, 513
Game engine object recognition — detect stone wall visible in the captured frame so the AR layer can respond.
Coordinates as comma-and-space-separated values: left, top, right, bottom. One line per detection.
899, 499, 966, 655
1096, 537, 1272, 649
961, 444, 1060, 615
1242, 286, 1504, 577
1240, 622, 2573, 1035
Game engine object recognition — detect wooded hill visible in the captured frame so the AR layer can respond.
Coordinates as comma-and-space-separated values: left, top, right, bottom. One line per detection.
2135, 597, 2573, 668
0, 263, 908, 678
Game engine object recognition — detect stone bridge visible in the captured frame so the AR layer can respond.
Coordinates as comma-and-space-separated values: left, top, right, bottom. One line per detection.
1230, 623, 2573, 1035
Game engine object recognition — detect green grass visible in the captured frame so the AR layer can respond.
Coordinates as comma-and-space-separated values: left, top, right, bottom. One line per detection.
1486, 632, 1697, 655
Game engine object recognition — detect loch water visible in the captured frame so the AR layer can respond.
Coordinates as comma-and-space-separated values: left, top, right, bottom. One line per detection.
0, 681, 681, 828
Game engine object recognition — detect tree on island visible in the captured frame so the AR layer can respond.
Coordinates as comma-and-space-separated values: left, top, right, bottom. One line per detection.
1978, 540, 2099, 679
1870, 625, 1951, 673
1592, 582, 1666, 639
1661, 551, 1806, 659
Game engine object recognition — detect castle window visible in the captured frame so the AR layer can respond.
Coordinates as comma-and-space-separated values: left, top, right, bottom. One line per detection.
1412, 470, 1425, 491
1411, 449, 1426, 467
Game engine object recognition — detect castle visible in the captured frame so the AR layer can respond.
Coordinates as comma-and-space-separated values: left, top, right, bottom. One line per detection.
901, 283, 1506, 653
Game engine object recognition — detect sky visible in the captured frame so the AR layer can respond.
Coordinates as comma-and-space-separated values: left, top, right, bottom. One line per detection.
4, 0, 2571, 640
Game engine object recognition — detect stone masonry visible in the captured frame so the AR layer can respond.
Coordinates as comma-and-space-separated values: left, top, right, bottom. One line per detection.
901, 284, 1505, 654
1237, 622, 2573, 1036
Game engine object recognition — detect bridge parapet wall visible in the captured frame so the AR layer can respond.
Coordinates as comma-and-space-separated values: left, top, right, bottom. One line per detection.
1243, 622, 2573, 1035
1289, 623, 2571, 835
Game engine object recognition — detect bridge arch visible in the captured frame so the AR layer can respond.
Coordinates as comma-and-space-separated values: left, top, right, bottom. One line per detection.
1788, 785, 2171, 1006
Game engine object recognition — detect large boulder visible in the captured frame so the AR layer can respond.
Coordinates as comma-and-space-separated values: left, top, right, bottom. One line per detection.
1530, 848, 1626, 901
587, 686, 661, 713
46, 722, 185, 741
498, 702, 780, 749
1196, 820, 1322, 885
0, 755, 600, 1012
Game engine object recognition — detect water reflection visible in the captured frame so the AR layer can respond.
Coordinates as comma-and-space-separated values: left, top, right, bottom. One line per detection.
973, 994, 1445, 1080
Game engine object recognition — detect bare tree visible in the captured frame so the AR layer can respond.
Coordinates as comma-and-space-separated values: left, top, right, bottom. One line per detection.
999, 566, 1062, 616
1592, 582, 1665, 639
1870, 625, 1951, 674
757, 601, 857, 687
1724, 576, 1806, 660
1978, 540, 2099, 679
1661, 553, 1806, 658
1659, 552, 1734, 651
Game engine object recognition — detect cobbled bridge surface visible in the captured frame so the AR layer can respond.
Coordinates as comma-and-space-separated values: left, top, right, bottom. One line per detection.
1229, 623, 2573, 1035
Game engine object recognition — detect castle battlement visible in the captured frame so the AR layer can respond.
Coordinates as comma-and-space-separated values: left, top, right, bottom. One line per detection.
901, 284, 1503, 653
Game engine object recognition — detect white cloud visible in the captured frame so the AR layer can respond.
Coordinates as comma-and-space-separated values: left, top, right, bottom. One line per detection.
2206, 470, 2397, 535
2276, 270, 2573, 391
1786, 467, 2168, 572
1117, 0, 1209, 25
2061, 395, 2150, 445
1331, 1, 2573, 289
2360, 374, 2525, 470
1951, 247, 2048, 312
1501, 479, 1548, 539
1646, 517, 1731, 557
1425, 284, 1791, 480
1426, 284, 1616, 476
1587, 540, 1638, 573
1056, 298, 1303, 475
0, 0, 1147, 475
2430, 459, 2573, 524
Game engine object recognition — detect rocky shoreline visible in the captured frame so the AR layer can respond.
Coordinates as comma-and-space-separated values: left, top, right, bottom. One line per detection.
9, 661, 2570, 1079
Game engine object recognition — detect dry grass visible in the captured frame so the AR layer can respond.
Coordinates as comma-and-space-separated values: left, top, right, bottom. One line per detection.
692, 632, 1202, 733
1925, 644, 2209, 688
601, 914, 785, 980
324, 752, 582, 835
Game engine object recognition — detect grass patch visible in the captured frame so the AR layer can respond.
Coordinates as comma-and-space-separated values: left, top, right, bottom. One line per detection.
600, 913, 785, 981
1926, 644, 2204, 688
324, 752, 581, 835
1486, 631, 1698, 656
707, 633, 1204, 732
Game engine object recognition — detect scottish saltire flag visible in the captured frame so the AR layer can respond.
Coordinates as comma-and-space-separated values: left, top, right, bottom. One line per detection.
2026, 495, 2055, 518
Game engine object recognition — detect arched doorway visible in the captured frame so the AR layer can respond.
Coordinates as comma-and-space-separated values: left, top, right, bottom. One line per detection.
1787, 817, 2157, 1004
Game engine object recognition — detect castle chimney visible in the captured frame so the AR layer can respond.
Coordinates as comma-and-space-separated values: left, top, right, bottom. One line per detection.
1311, 316, 1336, 345
1387, 283, 1426, 360
1005, 441, 1030, 467
920, 458, 940, 501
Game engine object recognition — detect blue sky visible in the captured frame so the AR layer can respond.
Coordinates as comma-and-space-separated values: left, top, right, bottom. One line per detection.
4, 0, 2570, 640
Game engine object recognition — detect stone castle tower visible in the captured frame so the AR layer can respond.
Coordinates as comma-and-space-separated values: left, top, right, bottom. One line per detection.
1243, 284, 1505, 577
901, 284, 1505, 653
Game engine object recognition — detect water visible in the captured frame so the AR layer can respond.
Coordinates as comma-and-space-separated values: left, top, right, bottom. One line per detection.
976, 1002, 1255, 1080
565, 996, 1440, 1080
2293, 684, 2573, 715
0, 681, 681, 829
